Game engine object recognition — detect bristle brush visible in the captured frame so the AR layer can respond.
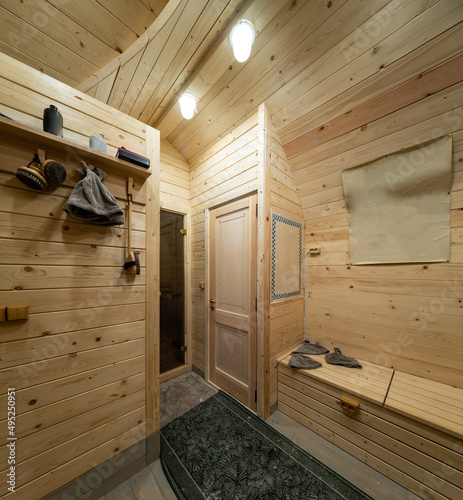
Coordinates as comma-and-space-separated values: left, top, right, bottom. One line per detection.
15, 154, 48, 190
43, 159, 67, 184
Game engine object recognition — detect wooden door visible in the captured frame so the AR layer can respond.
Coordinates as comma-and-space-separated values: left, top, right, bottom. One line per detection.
209, 195, 257, 411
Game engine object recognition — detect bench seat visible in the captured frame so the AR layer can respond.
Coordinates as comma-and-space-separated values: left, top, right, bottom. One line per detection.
277, 355, 463, 500
278, 353, 393, 405
386, 370, 463, 439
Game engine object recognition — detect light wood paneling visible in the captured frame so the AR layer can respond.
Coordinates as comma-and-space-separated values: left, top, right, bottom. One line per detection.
277, 364, 463, 500
77, 0, 246, 129
268, 123, 304, 408
189, 113, 259, 375
0, 0, 168, 85
269, 2, 463, 391
0, 54, 158, 500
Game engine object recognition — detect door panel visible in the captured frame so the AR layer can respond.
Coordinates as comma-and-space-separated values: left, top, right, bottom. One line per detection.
216, 324, 248, 385
217, 211, 249, 315
160, 210, 185, 374
209, 195, 257, 411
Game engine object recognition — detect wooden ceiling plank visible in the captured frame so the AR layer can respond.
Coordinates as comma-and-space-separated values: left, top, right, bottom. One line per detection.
0, 53, 147, 141
94, 69, 119, 105
46, 0, 137, 53
0, 6, 99, 84
107, 52, 144, 109
287, 22, 463, 170
139, 0, 170, 17
129, 0, 210, 120
140, 0, 244, 124
273, 0, 440, 125
118, 0, 188, 115
86, 85, 97, 98
160, 0, 288, 143
284, 53, 463, 159
182, 0, 401, 159
170, 0, 347, 159
76, 0, 183, 93
95, 0, 157, 37
1, 0, 120, 70
179, 0, 461, 161
0, 40, 79, 88
273, 0, 455, 141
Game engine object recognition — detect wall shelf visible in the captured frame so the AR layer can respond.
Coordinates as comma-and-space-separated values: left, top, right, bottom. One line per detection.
0, 115, 152, 181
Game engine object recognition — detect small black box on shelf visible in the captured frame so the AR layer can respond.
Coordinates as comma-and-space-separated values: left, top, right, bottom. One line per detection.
116, 147, 150, 169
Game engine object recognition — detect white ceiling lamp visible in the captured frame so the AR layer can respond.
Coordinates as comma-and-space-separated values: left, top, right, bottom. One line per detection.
229, 20, 255, 63
178, 94, 197, 119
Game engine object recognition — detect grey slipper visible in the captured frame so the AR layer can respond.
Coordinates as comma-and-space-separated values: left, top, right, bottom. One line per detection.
325, 347, 362, 368
296, 340, 330, 355
289, 352, 322, 370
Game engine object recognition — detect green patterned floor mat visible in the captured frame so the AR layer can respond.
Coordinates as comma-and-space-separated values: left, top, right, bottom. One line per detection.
161, 391, 373, 500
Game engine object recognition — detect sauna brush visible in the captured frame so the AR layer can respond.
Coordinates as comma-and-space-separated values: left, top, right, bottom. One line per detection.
15, 154, 48, 190
43, 159, 67, 184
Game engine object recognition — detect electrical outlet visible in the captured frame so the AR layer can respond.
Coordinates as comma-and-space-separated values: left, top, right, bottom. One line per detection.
309, 247, 321, 254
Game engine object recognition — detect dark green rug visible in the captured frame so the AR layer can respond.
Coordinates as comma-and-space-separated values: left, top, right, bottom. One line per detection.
160, 391, 373, 500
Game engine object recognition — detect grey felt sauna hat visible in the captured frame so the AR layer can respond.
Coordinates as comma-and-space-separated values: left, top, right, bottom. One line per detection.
63, 161, 124, 226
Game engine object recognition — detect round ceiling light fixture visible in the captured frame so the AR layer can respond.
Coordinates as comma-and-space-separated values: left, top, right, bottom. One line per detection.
229, 20, 255, 63
178, 94, 197, 119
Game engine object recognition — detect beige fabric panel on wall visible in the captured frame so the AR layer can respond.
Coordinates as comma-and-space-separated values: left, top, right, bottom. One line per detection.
342, 135, 452, 265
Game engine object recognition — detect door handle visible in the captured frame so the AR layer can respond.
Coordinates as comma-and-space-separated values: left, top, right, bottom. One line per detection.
209, 298, 216, 304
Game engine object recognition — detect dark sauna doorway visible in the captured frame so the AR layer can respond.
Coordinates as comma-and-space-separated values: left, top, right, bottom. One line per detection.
160, 210, 186, 374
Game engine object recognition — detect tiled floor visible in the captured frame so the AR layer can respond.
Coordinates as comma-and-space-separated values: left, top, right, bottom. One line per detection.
102, 459, 176, 500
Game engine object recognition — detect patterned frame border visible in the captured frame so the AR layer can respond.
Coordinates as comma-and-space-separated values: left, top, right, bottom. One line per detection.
271, 212, 302, 301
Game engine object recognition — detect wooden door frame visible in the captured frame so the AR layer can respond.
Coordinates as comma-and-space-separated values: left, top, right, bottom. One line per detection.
158, 205, 192, 384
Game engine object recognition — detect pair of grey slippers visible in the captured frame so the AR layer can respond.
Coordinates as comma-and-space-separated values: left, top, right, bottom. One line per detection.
289, 342, 362, 370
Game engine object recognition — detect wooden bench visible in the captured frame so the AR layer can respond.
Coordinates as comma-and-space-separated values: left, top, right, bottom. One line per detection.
386, 370, 463, 440
277, 352, 463, 500
278, 353, 394, 405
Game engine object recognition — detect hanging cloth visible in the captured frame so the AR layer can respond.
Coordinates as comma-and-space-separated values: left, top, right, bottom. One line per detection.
62, 161, 124, 226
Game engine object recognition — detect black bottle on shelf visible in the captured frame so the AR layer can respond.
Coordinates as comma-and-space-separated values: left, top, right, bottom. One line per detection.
43, 104, 63, 137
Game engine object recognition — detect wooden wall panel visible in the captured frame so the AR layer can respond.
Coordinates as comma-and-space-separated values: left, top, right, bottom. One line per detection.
189, 113, 259, 374
160, 139, 190, 211
278, 365, 463, 500
275, 3, 463, 389
268, 124, 304, 408
0, 54, 157, 499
